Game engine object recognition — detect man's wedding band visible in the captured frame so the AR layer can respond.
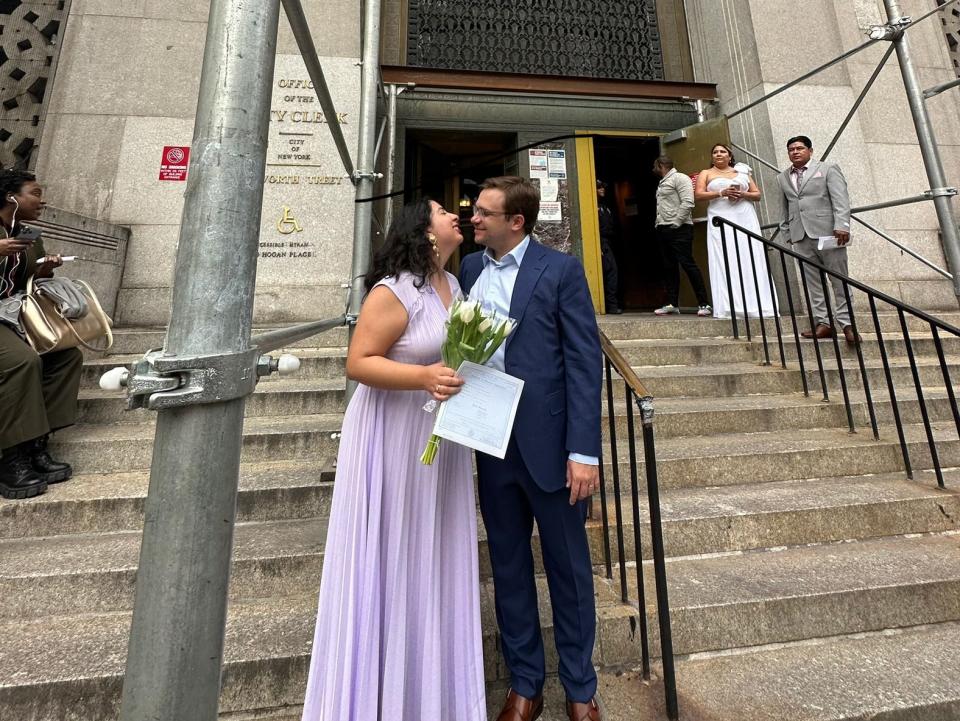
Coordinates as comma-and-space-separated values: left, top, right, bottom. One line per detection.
436, 384, 441, 392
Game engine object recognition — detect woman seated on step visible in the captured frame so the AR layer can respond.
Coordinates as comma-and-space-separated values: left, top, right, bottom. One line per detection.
0, 168, 81, 500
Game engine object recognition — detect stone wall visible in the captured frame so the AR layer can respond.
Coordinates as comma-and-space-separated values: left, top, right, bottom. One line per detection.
34, 0, 362, 326
685, 0, 960, 309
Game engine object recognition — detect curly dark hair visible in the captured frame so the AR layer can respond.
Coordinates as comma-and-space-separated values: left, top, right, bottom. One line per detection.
0, 168, 36, 202
364, 198, 436, 292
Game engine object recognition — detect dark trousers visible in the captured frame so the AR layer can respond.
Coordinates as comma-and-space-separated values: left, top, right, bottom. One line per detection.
0, 323, 82, 450
600, 240, 619, 312
657, 224, 709, 307
477, 440, 597, 703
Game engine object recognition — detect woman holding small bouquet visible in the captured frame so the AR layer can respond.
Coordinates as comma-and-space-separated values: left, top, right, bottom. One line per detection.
301, 199, 486, 720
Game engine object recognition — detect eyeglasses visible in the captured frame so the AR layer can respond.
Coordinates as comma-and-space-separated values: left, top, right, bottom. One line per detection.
472, 204, 513, 219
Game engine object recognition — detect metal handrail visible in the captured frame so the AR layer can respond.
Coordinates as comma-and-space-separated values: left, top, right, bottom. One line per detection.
597, 329, 678, 720
599, 332, 653, 401
758, 206, 954, 281
712, 214, 960, 488
251, 315, 347, 353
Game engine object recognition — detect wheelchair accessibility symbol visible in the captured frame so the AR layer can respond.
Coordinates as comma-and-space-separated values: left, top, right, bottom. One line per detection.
277, 207, 304, 234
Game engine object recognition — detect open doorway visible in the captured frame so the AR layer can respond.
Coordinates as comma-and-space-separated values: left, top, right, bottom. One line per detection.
592, 135, 664, 311
404, 129, 514, 273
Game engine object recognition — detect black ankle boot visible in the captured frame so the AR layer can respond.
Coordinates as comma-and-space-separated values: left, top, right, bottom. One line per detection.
0, 445, 47, 499
29, 434, 73, 484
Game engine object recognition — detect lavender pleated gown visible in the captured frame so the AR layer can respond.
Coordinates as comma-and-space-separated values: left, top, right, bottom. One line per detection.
301, 272, 486, 721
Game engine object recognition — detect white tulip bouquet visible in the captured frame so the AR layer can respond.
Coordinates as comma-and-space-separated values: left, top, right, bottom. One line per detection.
420, 296, 515, 465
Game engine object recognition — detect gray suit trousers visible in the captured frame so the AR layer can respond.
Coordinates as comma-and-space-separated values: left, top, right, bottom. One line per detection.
792, 235, 851, 328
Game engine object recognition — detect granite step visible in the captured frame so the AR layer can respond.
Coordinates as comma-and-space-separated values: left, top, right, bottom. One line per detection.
603, 388, 957, 440
608, 337, 756, 367
75, 380, 346, 424
0, 518, 327, 618
46, 415, 959, 492
668, 622, 960, 720
98, 325, 349, 356
0, 575, 639, 721
49, 414, 344, 474
585, 470, 960, 565
752, 331, 960, 364
630, 356, 960, 399
0, 460, 335, 540
604, 421, 960, 489
596, 311, 960, 341
656, 532, 960, 655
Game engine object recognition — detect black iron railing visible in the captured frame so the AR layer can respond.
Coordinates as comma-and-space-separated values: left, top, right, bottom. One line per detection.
597, 331, 677, 720
713, 215, 960, 488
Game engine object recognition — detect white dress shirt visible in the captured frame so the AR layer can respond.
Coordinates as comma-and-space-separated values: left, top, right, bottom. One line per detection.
471, 235, 598, 467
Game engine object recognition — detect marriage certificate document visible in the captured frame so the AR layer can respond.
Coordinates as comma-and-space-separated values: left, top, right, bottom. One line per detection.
433, 361, 524, 459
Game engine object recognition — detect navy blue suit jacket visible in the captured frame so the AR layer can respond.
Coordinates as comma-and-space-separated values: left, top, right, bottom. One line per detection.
459, 240, 602, 492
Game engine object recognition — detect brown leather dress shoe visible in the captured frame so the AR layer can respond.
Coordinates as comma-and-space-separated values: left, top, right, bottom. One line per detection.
842, 325, 862, 344
801, 323, 835, 339
566, 697, 602, 721
496, 688, 543, 721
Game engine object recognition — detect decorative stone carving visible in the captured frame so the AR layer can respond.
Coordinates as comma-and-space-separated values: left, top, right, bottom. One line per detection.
0, 1, 66, 168
407, 0, 664, 81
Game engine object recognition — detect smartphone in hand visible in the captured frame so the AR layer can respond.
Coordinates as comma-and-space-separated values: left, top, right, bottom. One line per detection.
14, 225, 41, 243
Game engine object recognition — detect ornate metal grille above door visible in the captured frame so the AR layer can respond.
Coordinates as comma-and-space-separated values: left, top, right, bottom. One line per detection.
937, 0, 959, 76
0, 0, 67, 168
406, 0, 665, 80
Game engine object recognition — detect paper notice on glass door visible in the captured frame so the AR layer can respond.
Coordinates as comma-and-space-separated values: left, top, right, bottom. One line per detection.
539, 178, 559, 202
547, 149, 567, 179
539, 201, 562, 222
529, 149, 549, 179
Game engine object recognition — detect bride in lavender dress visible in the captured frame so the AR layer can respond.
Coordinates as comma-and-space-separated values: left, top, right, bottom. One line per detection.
301, 199, 486, 721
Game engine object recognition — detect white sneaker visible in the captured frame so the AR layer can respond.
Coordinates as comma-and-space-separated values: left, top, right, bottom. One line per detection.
697, 305, 713, 317
654, 304, 680, 316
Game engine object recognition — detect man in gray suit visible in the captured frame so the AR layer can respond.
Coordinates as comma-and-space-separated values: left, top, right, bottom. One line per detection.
778, 135, 858, 343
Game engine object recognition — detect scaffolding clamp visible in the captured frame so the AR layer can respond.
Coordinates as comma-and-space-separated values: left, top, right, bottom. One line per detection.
352, 169, 384, 182
927, 187, 958, 199
100, 347, 300, 411
867, 19, 908, 40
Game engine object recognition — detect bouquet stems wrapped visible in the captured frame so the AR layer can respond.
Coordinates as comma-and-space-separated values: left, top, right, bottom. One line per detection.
420, 298, 515, 465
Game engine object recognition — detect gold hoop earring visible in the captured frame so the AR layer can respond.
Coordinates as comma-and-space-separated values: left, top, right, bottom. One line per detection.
428, 233, 439, 258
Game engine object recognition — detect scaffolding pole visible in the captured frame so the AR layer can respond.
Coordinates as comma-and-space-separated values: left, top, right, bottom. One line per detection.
882, 0, 960, 296
345, 0, 384, 403
117, 1, 281, 719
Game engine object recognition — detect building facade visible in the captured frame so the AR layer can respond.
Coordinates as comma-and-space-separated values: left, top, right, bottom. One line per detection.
2, 0, 958, 325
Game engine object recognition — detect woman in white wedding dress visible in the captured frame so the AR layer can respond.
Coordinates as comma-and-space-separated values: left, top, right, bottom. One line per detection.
695, 143, 778, 319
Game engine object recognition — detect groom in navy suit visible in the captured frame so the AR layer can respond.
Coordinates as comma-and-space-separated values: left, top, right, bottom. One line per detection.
459, 176, 603, 721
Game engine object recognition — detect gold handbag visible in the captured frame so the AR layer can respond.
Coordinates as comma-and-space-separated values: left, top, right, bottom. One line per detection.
20, 276, 113, 354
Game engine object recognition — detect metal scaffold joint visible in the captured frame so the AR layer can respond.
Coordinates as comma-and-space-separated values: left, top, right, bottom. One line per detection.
102, 348, 301, 411
352, 169, 384, 182
927, 187, 958, 199
122, 348, 260, 410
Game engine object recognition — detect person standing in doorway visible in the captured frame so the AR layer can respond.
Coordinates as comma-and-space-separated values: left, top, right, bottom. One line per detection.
777, 135, 857, 343
460, 176, 604, 721
596, 180, 622, 314
652, 156, 711, 316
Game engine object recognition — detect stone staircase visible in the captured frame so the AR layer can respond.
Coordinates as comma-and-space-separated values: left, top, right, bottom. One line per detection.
1, 312, 959, 720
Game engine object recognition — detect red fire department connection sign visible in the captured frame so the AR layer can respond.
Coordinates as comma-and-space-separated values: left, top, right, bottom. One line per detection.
159, 146, 190, 181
